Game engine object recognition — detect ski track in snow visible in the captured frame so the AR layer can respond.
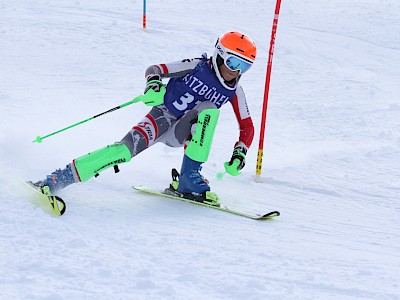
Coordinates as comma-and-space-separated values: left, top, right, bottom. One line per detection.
1, 0, 399, 299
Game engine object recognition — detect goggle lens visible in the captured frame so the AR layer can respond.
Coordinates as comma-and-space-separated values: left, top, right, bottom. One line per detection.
225, 56, 253, 74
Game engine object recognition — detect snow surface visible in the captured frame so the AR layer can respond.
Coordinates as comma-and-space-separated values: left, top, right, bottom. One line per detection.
1, 0, 399, 299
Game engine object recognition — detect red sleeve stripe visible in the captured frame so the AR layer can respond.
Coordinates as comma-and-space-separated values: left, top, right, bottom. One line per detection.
159, 64, 169, 74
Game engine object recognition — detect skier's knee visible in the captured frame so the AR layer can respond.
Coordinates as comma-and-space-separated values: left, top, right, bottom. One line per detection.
174, 109, 198, 144
174, 102, 218, 145
194, 101, 217, 114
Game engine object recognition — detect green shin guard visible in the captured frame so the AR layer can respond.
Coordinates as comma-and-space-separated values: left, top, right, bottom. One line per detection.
185, 108, 220, 163
74, 143, 131, 182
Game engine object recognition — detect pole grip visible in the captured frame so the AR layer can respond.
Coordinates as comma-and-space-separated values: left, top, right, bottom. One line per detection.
224, 159, 241, 176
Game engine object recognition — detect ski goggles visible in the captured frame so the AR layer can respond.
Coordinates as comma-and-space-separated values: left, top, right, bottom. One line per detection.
223, 55, 253, 74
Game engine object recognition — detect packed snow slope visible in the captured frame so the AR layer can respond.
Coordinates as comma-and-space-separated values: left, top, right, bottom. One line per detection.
1, 0, 399, 299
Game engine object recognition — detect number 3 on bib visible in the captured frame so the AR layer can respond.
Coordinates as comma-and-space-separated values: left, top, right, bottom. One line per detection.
173, 92, 195, 111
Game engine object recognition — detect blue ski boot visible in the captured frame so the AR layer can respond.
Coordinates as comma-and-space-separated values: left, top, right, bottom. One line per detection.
175, 154, 219, 206
34, 163, 78, 194
169, 108, 221, 206
178, 154, 210, 194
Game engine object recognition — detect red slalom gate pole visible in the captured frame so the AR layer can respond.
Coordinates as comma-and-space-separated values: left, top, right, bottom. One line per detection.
255, 0, 282, 180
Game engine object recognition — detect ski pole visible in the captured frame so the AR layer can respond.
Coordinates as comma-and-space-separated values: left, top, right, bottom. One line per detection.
216, 171, 226, 180
33, 88, 165, 143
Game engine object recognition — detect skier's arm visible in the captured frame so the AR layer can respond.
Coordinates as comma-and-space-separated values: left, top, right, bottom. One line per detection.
145, 58, 202, 79
225, 86, 254, 174
230, 86, 254, 149
143, 58, 202, 97
142, 57, 205, 107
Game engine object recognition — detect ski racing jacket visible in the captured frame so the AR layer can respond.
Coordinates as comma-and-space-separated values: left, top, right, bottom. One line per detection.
145, 55, 254, 149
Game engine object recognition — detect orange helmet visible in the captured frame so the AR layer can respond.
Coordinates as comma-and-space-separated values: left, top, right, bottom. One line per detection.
212, 31, 257, 89
218, 31, 257, 62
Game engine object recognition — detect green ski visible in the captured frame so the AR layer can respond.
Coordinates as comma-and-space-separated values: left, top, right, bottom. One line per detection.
133, 185, 280, 220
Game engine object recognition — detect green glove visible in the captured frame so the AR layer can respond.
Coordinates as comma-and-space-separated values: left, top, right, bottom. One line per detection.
133, 85, 166, 106
224, 142, 248, 176
144, 74, 163, 93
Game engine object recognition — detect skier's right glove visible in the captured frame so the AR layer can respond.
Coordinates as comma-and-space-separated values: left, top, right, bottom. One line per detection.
224, 142, 248, 176
133, 74, 165, 106
144, 74, 163, 94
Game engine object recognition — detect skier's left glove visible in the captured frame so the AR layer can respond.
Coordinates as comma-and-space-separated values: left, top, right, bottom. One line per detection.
224, 142, 248, 176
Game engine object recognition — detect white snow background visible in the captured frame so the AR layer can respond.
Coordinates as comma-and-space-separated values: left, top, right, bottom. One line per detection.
1, 0, 399, 299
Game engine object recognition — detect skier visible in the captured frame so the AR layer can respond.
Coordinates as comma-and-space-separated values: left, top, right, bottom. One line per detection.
34, 31, 257, 206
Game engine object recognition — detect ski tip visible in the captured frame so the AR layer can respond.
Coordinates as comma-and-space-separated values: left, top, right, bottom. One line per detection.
261, 211, 280, 219
21, 179, 67, 216
50, 195, 66, 216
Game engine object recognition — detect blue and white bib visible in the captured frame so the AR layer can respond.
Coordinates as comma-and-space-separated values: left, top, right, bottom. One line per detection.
163, 59, 237, 118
